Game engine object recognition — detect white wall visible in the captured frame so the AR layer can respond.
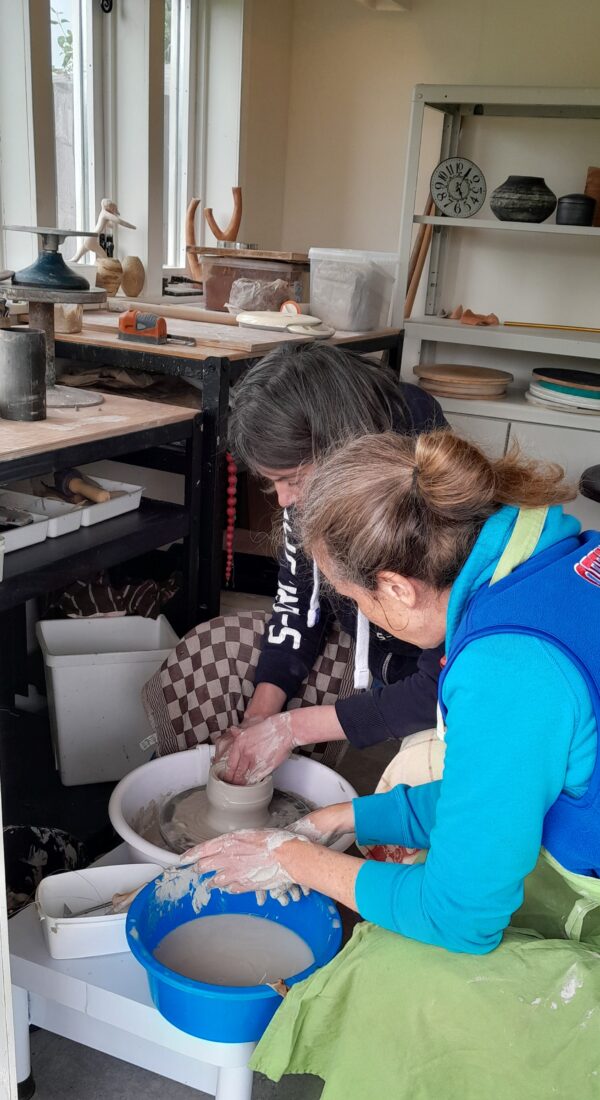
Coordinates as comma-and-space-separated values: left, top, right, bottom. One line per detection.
270, 0, 600, 253
239, 0, 294, 249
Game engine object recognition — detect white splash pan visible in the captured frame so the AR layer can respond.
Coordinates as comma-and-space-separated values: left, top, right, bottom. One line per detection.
108, 745, 357, 866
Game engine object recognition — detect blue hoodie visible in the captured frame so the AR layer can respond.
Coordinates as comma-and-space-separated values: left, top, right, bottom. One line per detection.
353, 505, 598, 954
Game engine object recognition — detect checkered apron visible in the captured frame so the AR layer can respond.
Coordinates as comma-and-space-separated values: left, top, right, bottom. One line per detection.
142, 611, 358, 769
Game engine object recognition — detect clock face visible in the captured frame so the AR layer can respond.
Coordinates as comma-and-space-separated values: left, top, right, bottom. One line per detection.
430, 158, 486, 218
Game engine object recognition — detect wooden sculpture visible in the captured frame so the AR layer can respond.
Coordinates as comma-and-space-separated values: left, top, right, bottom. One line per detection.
204, 186, 243, 243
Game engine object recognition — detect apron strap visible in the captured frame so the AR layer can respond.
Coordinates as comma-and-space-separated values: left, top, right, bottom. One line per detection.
490, 506, 549, 586
565, 896, 600, 941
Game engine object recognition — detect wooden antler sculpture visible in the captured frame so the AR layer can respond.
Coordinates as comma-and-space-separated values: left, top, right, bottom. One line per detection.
204, 187, 242, 243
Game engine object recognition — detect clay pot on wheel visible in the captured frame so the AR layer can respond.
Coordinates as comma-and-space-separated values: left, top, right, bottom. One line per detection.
205, 764, 274, 835
490, 176, 557, 223
96, 257, 123, 296
121, 256, 145, 297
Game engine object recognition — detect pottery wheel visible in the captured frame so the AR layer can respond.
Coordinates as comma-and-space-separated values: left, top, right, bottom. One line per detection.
158, 785, 315, 854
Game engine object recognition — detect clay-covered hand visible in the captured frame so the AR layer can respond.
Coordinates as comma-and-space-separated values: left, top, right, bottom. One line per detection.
216, 712, 299, 785
288, 802, 355, 847
256, 882, 310, 907
179, 828, 308, 895
211, 712, 264, 754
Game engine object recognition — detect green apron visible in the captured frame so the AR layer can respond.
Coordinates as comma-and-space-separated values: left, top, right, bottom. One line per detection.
251, 510, 600, 1097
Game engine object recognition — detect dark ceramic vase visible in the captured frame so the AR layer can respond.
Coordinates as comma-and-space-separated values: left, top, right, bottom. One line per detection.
490, 176, 557, 223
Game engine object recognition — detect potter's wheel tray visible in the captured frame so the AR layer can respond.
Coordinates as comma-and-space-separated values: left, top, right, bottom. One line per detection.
159, 785, 315, 854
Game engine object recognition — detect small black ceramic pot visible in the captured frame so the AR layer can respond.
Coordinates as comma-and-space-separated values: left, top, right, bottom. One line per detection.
556, 193, 596, 226
490, 176, 557, 223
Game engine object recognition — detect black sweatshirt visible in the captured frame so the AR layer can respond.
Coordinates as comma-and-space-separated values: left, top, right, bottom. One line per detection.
253, 383, 448, 748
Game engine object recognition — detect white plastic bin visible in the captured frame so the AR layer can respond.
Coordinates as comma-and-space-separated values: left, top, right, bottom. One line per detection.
309, 247, 399, 331
36, 863, 162, 958
36, 616, 179, 786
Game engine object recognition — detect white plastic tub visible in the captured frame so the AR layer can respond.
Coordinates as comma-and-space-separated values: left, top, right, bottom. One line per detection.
36, 863, 162, 958
0, 487, 81, 537
309, 247, 399, 331
36, 616, 179, 786
109, 745, 358, 867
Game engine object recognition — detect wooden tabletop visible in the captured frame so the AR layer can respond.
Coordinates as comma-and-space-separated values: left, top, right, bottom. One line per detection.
0, 392, 195, 463
56, 311, 401, 362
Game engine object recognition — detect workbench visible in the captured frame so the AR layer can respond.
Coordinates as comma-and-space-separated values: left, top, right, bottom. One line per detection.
56, 312, 403, 623
0, 394, 201, 704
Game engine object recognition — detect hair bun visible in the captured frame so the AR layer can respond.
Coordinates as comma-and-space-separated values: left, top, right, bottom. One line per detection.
414, 432, 496, 518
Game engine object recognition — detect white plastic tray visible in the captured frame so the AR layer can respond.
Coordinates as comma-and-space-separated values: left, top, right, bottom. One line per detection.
0, 492, 48, 552
35, 863, 162, 959
76, 474, 143, 527
1, 486, 82, 537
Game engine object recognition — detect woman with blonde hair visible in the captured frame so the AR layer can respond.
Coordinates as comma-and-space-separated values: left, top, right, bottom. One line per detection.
187, 430, 600, 1099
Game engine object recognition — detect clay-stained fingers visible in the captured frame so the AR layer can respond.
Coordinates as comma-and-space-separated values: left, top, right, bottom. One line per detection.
179, 828, 279, 868
214, 727, 241, 763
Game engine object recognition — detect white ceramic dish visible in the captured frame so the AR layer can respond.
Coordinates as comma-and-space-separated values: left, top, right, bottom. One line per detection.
0, 493, 49, 552
35, 863, 163, 959
1, 486, 82, 537
109, 745, 357, 867
235, 310, 323, 330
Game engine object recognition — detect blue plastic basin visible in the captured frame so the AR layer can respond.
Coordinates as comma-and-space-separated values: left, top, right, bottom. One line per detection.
126, 872, 342, 1043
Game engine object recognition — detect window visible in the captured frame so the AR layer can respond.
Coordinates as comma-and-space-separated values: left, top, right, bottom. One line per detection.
51, 0, 103, 258
163, 0, 195, 268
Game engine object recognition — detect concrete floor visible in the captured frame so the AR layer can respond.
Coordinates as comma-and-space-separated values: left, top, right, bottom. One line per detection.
29, 1030, 323, 1100
6, 589, 398, 1099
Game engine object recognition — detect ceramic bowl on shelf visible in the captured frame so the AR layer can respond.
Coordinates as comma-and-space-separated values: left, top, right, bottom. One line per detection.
490, 176, 557, 223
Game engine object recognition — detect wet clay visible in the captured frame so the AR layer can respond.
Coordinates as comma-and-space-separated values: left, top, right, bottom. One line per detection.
153, 913, 315, 986
158, 785, 315, 854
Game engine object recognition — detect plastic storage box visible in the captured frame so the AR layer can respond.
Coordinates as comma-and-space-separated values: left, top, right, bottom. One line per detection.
309, 248, 399, 331
36, 863, 163, 958
36, 616, 179, 786
201, 254, 306, 312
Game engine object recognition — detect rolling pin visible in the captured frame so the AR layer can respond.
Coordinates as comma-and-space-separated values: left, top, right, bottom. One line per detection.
54, 468, 111, 504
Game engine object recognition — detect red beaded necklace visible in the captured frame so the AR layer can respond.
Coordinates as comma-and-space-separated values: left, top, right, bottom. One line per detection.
225, 452, 237, 585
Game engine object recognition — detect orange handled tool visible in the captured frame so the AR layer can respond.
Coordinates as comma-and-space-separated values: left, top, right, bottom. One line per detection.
117, 308, 195, 346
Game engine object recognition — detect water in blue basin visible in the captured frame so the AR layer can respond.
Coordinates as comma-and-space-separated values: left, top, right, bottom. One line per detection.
126, 868, 342, 1043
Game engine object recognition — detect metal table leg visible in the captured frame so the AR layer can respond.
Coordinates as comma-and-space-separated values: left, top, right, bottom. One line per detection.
182, 412, 203, 631
197, 357, 230, 623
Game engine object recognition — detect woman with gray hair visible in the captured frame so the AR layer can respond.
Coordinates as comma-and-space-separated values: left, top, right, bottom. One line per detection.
144, 342, 445, 766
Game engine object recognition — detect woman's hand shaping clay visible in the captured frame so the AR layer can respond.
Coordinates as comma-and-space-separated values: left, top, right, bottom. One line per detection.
180, 828, 309, 896
211, 712, 265, 755
215, 713, 300, 785
289, 803, 356, 847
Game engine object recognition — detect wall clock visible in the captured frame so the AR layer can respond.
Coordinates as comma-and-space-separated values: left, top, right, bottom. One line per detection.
430, 158, 486, 218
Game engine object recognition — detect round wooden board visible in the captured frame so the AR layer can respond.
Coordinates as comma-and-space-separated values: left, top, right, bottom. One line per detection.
419, 379, 508, 397
415, 363, 513, 384
419, 381, 507, 400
